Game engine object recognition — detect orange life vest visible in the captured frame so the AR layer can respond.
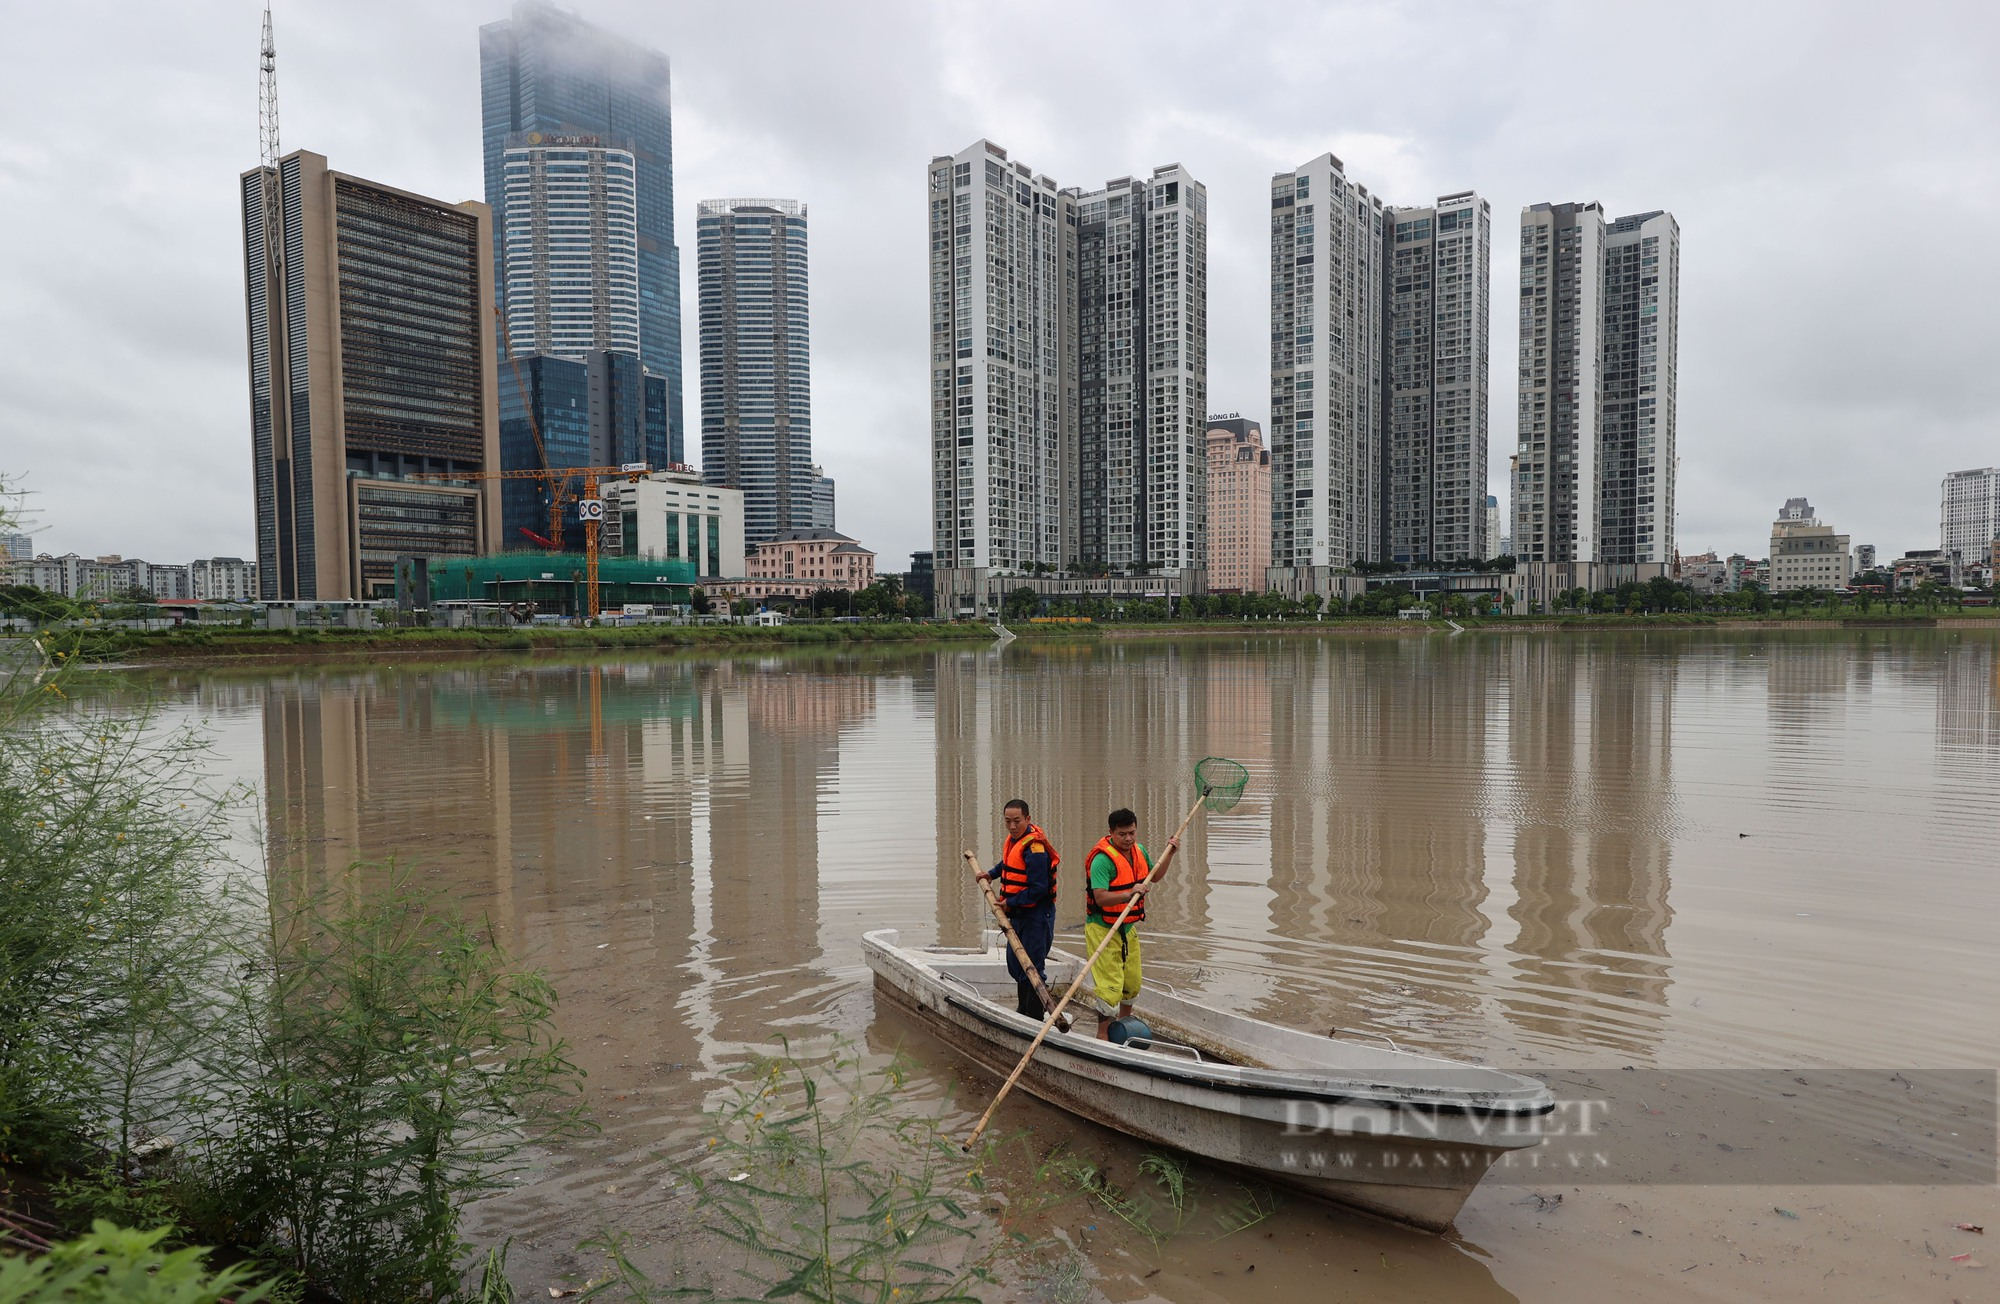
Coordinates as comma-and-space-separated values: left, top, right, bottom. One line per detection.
1000, 824, 1059, 904
1085, 836, 1150, 924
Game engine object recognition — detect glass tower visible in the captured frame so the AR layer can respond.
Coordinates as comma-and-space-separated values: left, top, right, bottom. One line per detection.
480, 1, 682, 457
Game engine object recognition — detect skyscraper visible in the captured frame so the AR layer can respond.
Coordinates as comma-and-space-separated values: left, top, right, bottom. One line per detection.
1073, 166, 1208, 579
809, 465, 835, 530
496, 349, 665, 546
1384, 192, 1490, 564
240, 150, 499, 600
1205, 417, 1269, 593
928, 142, 1074, 588
1513, 202, 1679, 564
480, 1, 682, 449
500, 135, 640, 360
697, 198, 812, 545
1269, 154, 1386, 575
1598, 210, 1680, 564
1514, 201, 1603, 564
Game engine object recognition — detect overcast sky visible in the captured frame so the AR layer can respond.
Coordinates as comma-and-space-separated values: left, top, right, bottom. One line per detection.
3, 0, 1997, 568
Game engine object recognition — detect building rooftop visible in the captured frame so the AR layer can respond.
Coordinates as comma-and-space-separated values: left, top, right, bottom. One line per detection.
761, 529, 866, 547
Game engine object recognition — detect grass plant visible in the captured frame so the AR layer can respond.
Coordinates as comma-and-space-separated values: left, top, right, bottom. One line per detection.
0, 485, 592, 1300
576, 1042, 1027, 1303
1042, 1148, 1278, 1247
179, 867, 592, 1300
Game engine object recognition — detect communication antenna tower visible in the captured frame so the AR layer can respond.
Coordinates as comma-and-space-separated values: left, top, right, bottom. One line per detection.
256, 1, 293, 598
259, 4, 281, 168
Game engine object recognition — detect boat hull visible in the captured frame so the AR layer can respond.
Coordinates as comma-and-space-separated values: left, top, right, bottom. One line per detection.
865, 930, 1552, 1232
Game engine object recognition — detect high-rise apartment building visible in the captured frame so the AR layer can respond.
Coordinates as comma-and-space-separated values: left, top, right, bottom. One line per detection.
1, 532, 31, 562
697, 199, 812, 545
1513, 201, 1679, 565
1941, 467, 2000, 566
481, 0, 683, 448
1384, 192, 1490, 564
1074, 166, 1208, 579
928, 141, 1072, 588
240, 150, 499, 601
1515, 202, 1604, 564
1598, 211, 1680, 564
1205, 417, 1269, 593
1269, 155, 1385, 576
927, 142, 1209, 610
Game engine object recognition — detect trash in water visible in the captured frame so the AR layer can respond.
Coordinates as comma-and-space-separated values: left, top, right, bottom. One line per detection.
1949, 1252, 1973, 1263
1956, 1223, 1985, 1234
1774, 1207, 1798, 1219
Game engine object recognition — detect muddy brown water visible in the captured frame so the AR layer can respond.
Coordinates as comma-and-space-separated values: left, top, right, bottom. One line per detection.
120, 629, 1999, 1300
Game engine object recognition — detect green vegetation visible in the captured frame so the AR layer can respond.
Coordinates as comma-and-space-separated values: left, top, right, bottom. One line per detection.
1041, 1150, 1278, 1248
24, 618, 998, 664
0, 1220, 275, 1303
0, 509, 592, 1300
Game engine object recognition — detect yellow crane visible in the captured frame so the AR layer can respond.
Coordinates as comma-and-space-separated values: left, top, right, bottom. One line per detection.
407, 308, 651, 620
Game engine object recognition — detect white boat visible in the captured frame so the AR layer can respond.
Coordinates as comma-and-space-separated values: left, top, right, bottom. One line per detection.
865, 927, 1555, 1231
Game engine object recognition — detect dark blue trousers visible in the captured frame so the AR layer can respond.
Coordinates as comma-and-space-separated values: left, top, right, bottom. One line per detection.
1004, 902, 1056, 1018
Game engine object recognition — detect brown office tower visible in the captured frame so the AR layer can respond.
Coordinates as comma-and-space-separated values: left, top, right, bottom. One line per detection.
241, 150, 500, 601
1205, 416, 1270, 593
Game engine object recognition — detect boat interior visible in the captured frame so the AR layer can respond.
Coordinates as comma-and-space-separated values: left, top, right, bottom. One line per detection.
897, 933, 1552, 1103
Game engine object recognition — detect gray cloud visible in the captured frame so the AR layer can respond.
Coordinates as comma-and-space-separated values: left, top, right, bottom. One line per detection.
3, 0, 1996, 567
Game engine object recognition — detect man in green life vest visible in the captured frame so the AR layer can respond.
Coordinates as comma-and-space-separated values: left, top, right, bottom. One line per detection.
1083, 807, 1181, 1041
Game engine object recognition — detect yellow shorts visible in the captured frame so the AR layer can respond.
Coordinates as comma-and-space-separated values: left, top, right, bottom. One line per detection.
1083, 920, 1142, 1010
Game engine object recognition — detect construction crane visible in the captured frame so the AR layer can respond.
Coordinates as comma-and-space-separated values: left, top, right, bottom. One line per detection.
405, 463, 651, 621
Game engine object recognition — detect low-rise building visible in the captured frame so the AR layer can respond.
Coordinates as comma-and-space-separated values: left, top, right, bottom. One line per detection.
748, 529, 875, 589
947, 571, 1204, 619
600, 467, 747, 579
1886, 548, 1962, 590
11, 553, 139, 600
191, 557, 260, 603
1730, 554, 1769, 590
1769, 498, 1852, 592
1680, 551, 1732, 595
905, 551, 934, 605
1503, 560, 1672, 613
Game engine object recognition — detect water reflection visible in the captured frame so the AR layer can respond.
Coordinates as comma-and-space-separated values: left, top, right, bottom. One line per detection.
1499, 638, 1675, 1054
143, 630, 1998, 1298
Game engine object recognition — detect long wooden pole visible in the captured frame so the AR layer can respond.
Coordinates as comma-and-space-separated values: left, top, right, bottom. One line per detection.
962, 789, 1208, 1150
963, 851, 1071, 1033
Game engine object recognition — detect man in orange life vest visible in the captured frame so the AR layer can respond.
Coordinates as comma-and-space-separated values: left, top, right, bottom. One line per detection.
1084, 807, 1180, 1040
984, 798, 1059, 1019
